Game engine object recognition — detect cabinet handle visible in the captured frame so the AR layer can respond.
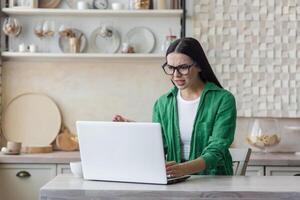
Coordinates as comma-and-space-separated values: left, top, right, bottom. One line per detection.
16, 171, 31, 178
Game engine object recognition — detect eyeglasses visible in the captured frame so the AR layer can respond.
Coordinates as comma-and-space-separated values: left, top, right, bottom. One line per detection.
162, 62, 195, 75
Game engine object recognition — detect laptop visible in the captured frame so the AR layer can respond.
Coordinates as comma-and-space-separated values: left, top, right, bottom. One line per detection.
76, 121, 190, 184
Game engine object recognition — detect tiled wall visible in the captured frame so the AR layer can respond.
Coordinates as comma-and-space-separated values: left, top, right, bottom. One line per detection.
194, 0, 300, 117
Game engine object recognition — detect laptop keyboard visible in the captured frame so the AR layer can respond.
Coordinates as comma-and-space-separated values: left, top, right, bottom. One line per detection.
167, 175, 190, 184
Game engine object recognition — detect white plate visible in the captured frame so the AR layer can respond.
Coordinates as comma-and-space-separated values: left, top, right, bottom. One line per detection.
2, 93, 62, 147
59, 28, 87, 53
125, 27, 156, 53
90, 26, 121, 53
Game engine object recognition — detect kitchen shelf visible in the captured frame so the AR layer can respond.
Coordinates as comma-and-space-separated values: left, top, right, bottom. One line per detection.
1, 52, 165, 61
2, 8, 183, 17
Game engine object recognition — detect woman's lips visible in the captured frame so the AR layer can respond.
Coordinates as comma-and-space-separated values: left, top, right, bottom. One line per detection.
174, 80, 186, 86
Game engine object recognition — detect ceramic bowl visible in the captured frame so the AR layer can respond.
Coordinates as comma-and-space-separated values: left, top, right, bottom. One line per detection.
70, 161, 83, 177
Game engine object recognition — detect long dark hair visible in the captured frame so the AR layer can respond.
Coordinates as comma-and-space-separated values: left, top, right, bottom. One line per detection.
166, 37, 222, 88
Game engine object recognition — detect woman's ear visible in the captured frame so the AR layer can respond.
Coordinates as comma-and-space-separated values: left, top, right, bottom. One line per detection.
196, 66, 202, 73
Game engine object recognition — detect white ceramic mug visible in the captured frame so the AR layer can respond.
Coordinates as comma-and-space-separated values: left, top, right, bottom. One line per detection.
18, 43, 26, 52
7, 141, 22, 153
29, 44, 37, 53
77, 1, 89, 10
70, 162, 83, 177
112, 2, 123, 10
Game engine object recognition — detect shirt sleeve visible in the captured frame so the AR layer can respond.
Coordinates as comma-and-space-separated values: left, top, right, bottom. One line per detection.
152, 100, 168, 154
200, 92, 237, 170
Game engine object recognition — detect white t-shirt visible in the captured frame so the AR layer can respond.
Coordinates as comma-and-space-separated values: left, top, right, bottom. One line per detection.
176, 92, 200, 161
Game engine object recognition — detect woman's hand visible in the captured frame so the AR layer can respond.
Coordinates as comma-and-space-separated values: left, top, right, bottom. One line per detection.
166, 158, 206, 178
112, 114, 134, 122
166, 161, 188, 178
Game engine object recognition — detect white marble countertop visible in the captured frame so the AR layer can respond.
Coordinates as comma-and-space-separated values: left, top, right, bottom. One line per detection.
1, 151, 300, 166
40, 174, 300, 200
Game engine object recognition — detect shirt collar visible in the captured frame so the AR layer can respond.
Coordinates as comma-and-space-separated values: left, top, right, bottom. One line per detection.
166, 82, 222, 98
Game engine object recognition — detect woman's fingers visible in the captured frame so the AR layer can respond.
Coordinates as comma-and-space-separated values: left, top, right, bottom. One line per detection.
166, 161, 178, 177
112, 115, 125, 122
166, 162, 187, 178
166, 161, 176, 168
112, 115, 135, 122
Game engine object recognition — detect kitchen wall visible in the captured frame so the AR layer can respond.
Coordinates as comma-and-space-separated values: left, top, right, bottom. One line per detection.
193, 0, 300, 118
1, 60, 171, 135
192, 0, 300, 150
1, 0, 300, 151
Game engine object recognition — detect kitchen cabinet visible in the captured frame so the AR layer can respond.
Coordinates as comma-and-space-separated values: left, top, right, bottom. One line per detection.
246, 166, 300, 176
0, 164, 56, 200
266, 166, 300, 176
57, 164, 71, 175
245, 166, 265, 176
0, 161, 74, 200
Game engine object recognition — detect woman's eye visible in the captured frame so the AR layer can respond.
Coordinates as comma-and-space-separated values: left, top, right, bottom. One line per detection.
179, 65, 189, 69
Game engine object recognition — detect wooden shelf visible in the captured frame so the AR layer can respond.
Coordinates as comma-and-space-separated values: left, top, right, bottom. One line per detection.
2, 8, 183, 17
1, 52, 165, 61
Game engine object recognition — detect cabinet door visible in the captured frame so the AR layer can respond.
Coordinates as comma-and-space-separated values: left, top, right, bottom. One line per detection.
266, 166, 300, 176
245, 166, 265, 176
57, 164, 71, 174
0, 164, 56, 200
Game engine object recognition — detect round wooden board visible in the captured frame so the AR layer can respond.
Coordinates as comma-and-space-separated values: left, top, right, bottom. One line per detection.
2, 93, 62, 147
22, 145, 53, 154
39, 0, 62, 8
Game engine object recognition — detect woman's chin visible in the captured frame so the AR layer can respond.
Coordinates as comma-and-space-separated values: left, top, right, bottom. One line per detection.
175, 84, 188, 90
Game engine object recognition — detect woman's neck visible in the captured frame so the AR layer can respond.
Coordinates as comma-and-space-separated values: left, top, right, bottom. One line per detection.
180, 79, 205, 101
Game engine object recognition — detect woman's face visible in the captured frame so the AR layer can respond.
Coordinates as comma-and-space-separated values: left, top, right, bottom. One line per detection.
166, 53, 201, 90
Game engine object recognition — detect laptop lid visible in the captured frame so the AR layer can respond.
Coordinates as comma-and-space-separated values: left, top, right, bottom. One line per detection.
76, 121, 168, 184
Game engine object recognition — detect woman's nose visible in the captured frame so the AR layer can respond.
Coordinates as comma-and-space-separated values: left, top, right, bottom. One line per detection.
173, 69, 182, 77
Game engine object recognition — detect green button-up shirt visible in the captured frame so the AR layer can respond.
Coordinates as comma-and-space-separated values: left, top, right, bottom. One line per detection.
152, 82, 236, 175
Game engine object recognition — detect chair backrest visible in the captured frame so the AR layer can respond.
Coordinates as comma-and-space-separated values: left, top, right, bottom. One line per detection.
229, 148, 252, 176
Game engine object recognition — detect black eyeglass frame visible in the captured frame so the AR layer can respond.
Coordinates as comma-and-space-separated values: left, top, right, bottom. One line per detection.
161, 62, 196, 75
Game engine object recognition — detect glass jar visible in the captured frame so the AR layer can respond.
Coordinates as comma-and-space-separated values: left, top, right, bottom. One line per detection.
161, 35, 177, 53
121, 43, 135, 53
134, 0, 150, 9
246, 119, 281, 152
2, 17, 22, 37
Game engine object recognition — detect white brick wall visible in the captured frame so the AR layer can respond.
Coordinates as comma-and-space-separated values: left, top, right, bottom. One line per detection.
194, 0, 300, 117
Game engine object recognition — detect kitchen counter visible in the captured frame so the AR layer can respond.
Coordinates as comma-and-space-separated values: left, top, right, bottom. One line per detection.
40, 174, 300, 200
0, 151, 80, 164
249, 152, 300, 166
1, 151, 300, 166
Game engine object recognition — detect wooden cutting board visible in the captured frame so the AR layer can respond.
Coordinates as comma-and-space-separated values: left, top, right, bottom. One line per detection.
2, 93, 62, 148
22, 145, 53, 154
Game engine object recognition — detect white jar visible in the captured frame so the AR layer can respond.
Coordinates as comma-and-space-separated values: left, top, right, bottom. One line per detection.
112, 2, 123, 10
157, 0, 166, 9
29, 44, 37, 53
31, 0, 38, 8
77, 1, 89, 10
18, 43, 26, 52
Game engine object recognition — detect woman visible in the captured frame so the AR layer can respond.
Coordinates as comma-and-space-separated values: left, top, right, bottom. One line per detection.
113, 37, 236, 177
